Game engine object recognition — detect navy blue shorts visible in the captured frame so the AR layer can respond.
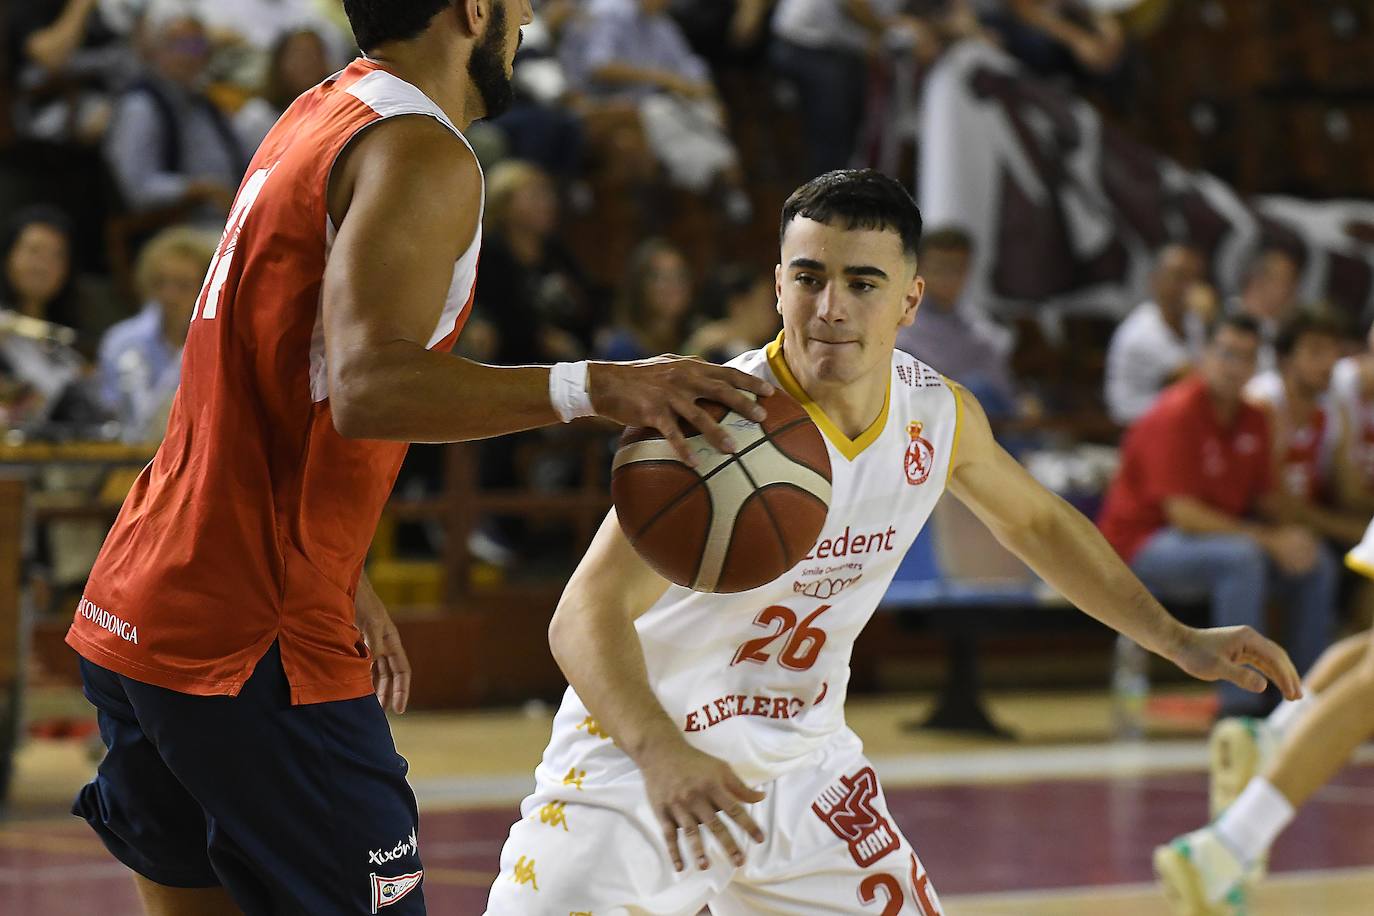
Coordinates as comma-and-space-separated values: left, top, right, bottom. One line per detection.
73, 643, 426, 915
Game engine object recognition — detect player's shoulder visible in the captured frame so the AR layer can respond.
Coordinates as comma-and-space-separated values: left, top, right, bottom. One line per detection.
724, 345, 773, 379
890, 348, 958, 402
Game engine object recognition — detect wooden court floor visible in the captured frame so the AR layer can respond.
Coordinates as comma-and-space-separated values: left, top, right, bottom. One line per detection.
5, 689, 1372, 914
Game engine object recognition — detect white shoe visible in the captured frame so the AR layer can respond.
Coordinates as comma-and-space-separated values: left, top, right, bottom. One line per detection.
1154, 827, 1251, 916
1209, 717, 1276, 818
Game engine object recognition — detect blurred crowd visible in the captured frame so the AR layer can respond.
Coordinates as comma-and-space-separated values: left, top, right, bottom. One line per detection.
0, 0, 1133, 443
3, 0, 1370, 677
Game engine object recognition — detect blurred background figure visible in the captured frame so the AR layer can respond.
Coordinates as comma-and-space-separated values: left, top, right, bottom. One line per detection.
1231, 245, 1303, 374
896, 226, 1018, 417
95, 226, 215, 444
1098, 316, 1338, 718
0, 207, 90, 433
103, 1, 246, 225
596, 237, 696, 360
978, 0, 1127, 92
683, 262, 779, 362
472, 161, 598, 366
232, 26, 336, 152
1104, 243, 1211, 426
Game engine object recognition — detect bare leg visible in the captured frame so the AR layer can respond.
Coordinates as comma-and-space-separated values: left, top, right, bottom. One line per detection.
1266, 627, 1374, 807
134, 876, 241, 916
1301, 631, 1368, 695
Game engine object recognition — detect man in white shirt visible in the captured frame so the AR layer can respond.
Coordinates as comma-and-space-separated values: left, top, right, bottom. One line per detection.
1104, 243, 1210, 426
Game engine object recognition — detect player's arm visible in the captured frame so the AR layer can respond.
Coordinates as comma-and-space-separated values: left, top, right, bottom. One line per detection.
548, 511, 766, 870
945, 383, 1302, 699
320, 116, 771, 462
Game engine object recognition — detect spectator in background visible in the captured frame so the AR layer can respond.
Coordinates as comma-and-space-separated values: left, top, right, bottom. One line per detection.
97, 226, 216, 443
770, 0, 928, 177
104, 1, 246, 224
491, 4, 587, 183
1104, 243, 1211, 426
683, 263, 779, 362
1232, 246, 1302, 375
234, 27, 335, 152
1244, 312, 1370, 544
473, 161, 597, 364
562, 0, 753, 221
597, 237, 695, 360
5, 0, 138, 143
0, 207, 90, 432
978, 0, 1126, 90
895, 226, 1017, 416
1098, 316, 1338, 716
195, 0, 350, 90
1330, 319, 1374, 512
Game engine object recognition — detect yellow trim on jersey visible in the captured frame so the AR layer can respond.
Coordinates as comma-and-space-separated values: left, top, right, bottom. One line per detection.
764, 332, 890, 462
943, 376, 964, 485
1345, 552, 1374, 581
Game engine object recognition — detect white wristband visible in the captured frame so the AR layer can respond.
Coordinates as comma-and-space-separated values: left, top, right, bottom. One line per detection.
550, 360, 594, 423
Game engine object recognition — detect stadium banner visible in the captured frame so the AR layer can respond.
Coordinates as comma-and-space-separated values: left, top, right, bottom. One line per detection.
919, 41, 1374, 324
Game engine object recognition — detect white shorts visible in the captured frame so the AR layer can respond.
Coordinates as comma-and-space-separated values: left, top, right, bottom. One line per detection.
484, 734, 943, 915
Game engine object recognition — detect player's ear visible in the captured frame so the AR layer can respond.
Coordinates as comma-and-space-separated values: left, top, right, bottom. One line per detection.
454, 0, 483, 37
899, 272, 924, 328
774, 264, 784, 315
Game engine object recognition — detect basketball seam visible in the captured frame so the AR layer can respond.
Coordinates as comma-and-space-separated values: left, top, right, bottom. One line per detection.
622, 415, 812, 541
728, 453, 790, 589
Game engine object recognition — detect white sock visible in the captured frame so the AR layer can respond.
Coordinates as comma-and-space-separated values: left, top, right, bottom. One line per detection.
1213, 777, 1295, 868
1268, 692, 1316, 740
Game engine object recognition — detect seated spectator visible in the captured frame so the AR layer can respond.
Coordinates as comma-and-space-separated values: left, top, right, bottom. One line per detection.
1098, 316, 1338, 716
896, 226, 1017, 417
104, 1, 247, 224
1244, 312, 1370, 544
234, 27, 335, 152
1230, 245, 1302, 374
5, 0, 138, 144
596, 238, 695, 360
491, 4, 588, 182
562, 0, 752, 220
1104, 242, 1210, 426
0, 206, 91, 432
1330, 319, 1374, 511
473, 161, 597, 364
671, 0, 777, 63
196, 0, 350, 90
770, 0, 917, 177
683, 263, 779, 362
96, 226, 216, 443
978, 0, 1126, 90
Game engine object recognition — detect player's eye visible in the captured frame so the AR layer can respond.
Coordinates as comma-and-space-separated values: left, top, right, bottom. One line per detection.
849, 281, 876, 293
794, 274, 820, 288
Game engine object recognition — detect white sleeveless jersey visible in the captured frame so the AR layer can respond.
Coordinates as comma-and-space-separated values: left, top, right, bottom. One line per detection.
539, 335, 962, 788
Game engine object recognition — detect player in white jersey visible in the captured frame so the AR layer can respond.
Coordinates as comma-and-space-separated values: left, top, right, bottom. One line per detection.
1154, 518, 1374, 916
485, 170, 1302, 916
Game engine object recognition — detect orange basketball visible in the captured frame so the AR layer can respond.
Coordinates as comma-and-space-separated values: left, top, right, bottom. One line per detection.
611, 391, 832, 593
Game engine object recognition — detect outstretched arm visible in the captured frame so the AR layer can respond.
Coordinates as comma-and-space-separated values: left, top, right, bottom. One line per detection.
945, 382, 1302, 699
549, 511, 766, 871
321, 115, 771, 461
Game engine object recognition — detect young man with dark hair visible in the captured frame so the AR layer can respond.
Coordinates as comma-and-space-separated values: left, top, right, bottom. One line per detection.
1099, 315, 1339, 718
485, 171, 1300, 915
66, 2, 772, 914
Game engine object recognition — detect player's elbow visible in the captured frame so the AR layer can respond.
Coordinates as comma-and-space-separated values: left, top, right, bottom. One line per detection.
329, 357, 391, 439
330, 387, 379, 439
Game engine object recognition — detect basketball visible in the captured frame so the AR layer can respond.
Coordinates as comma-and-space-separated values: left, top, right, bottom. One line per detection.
611, 391, 832, 593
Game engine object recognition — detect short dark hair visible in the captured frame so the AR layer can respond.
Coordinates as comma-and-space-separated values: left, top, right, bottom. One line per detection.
919, 226, 972, 257
1274, 310, 1346, 359
342, 0, 450, 52
1207, 313, 1262, 343
780, 170, 923, 260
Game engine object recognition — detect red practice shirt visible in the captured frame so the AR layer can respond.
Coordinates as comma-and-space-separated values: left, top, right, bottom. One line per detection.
66, 60, 483, 703
1098, 376, 1273, 563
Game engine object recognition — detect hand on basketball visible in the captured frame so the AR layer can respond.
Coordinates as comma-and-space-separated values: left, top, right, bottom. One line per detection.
638, 739, 767, 871
355, 575, 412, 714
1168, 625, 1303, 701
588, 357, 775, 467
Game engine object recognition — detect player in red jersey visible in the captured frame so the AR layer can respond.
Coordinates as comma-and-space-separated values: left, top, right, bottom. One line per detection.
66, 2, 772, 914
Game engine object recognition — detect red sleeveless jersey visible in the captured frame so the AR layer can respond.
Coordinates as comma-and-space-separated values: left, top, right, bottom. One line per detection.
66, 60, 482, 703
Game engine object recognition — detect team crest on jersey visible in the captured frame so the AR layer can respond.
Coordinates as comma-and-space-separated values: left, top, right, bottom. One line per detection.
904, 421, 935, 486
370, 870, 422, 913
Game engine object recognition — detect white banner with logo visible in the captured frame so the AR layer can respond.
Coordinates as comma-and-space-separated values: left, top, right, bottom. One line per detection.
918, 42, 1374, 323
